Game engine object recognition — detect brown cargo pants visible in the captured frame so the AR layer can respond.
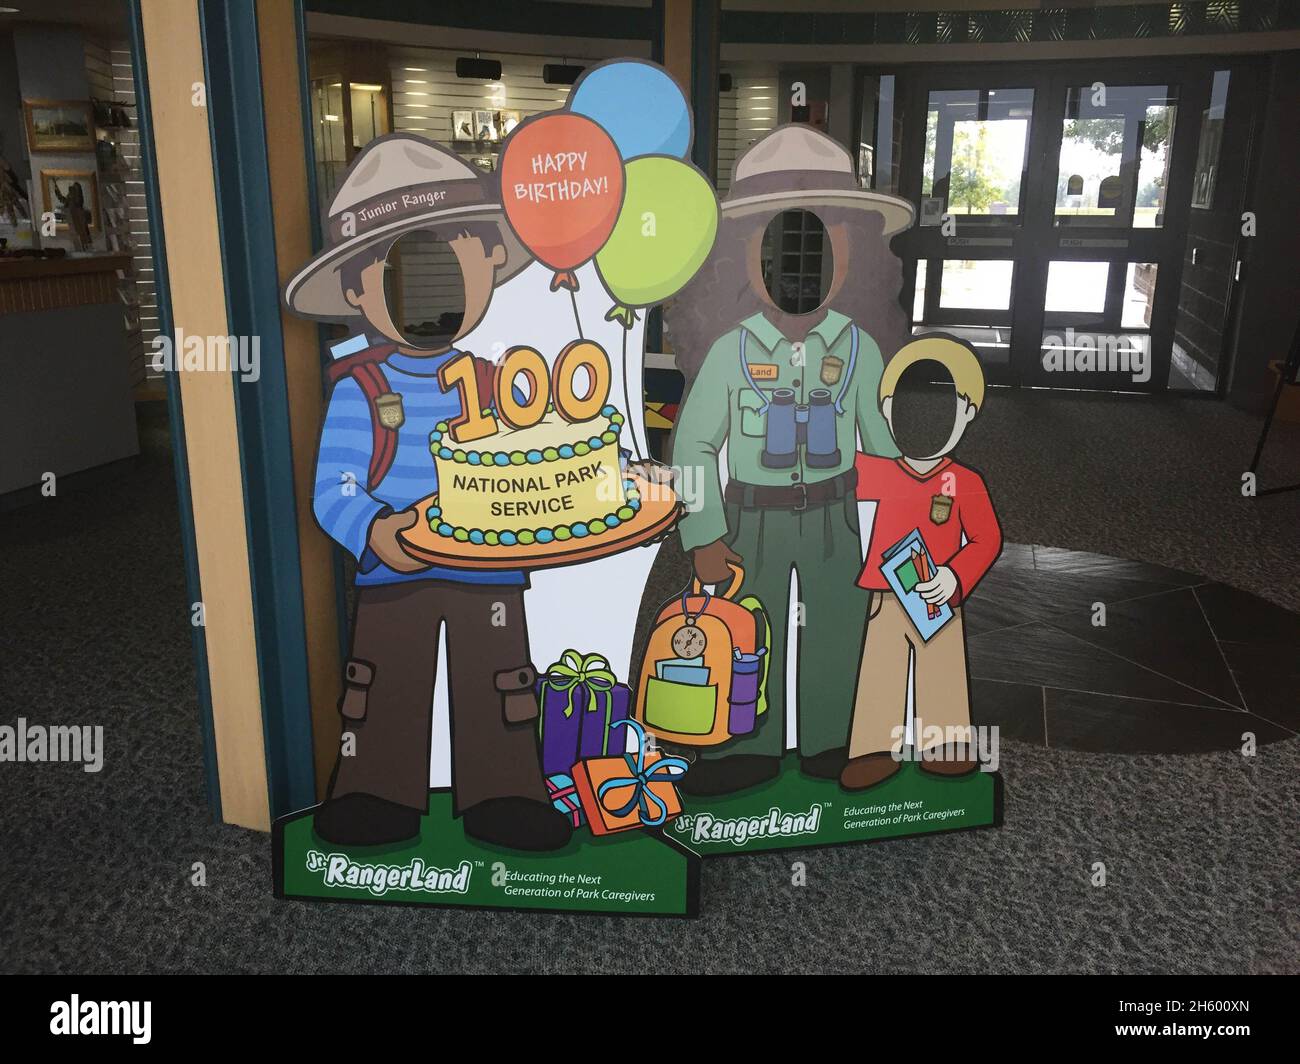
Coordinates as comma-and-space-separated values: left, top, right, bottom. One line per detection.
329, 580, 548, 816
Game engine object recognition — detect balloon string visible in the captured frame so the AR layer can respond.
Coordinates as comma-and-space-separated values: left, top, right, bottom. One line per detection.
569, 288, 584, 341
622, 325, 645, 460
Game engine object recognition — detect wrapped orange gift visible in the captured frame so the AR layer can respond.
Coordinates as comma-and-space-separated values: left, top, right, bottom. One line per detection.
571, 719, 688, 836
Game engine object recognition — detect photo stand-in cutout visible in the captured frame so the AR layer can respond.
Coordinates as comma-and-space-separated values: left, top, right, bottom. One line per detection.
274, 62, 1006, 910
276, 58, 716, 915
655, 123, 1003, 857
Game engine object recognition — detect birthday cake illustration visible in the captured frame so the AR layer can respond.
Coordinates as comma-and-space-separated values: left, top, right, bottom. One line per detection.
426, 403, 640, 547
395, 344, 682, 571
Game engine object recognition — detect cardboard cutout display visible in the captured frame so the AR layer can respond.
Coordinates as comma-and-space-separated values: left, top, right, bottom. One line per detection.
656, 126, 1002, 856
272, 64, 1003, 913
273, 60, 711, 915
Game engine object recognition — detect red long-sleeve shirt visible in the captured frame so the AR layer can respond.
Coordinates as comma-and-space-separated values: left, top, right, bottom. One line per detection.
854, 453, 1002, 605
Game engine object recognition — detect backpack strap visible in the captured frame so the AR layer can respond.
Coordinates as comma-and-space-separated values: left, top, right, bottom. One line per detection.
326, 342, 399, 491
833, 324, 859, 415
690, 560, 744, 600
326, 341, 497, 491
737, 329, 772, 416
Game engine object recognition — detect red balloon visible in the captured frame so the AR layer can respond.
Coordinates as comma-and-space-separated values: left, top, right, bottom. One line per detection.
500, 112, 625, 290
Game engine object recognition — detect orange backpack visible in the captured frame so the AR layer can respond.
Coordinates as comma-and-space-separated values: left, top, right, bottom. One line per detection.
635, 564, 771, 747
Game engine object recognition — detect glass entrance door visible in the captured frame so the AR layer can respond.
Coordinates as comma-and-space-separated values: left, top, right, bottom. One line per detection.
1019, 75, 1182, 392
893, 79, 1037, 386
882, 58, 1262, 394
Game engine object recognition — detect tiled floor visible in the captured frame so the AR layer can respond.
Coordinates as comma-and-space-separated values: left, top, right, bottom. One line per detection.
966, 544, 1299, 753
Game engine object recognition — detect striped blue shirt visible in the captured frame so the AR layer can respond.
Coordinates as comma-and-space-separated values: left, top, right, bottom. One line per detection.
312, 347, 526, 587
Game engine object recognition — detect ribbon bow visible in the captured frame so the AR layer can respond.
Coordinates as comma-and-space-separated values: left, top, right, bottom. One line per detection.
596, 719, 689, 828
540, 650, 618, 719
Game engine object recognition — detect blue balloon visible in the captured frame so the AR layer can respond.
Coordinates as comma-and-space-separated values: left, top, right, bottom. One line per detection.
568, 61, 691, 161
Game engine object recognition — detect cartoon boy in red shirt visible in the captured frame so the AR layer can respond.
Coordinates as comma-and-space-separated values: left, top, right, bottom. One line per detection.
841, 335, 1002, 791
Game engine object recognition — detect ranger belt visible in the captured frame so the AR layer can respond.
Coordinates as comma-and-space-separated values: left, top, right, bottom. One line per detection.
725, 468, 857, 512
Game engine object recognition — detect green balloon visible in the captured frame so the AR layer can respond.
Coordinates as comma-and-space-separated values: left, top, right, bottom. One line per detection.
595, 156, 718, 311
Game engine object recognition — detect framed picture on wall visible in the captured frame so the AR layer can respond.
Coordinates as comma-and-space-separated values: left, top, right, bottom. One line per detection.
451, 110, 475, 142
23, 99, 95, 153
474, 110, 497, 141
496, 110, 521, 138
41, 169, 100, 230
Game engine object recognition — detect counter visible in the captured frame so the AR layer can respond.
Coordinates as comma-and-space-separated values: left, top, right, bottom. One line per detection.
1, 254, 140, 496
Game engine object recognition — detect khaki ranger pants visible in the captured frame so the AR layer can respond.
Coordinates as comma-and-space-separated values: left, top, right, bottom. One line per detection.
330, 581, 548, 817
699, 491, 868, 761
848, 591, 973, 758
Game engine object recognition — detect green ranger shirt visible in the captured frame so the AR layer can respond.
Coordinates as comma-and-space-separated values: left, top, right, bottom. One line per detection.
674, 308, 899, 552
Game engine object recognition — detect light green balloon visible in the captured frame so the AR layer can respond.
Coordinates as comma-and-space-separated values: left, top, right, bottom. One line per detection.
595, 156, 719, 311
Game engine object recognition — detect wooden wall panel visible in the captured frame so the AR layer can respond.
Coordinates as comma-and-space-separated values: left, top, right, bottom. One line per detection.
138, 0, 271, 830
256, 0, 343, 800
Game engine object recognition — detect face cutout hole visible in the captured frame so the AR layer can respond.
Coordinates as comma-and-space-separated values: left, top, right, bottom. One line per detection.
383, 229, 466, 348
890, 358, 960, 459
760, 209, 832, 313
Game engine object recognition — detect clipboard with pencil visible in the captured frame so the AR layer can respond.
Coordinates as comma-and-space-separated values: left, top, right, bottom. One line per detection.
879, 528, 954, 642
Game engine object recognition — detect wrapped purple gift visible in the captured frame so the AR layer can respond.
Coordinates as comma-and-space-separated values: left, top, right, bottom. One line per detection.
537, 649, 631, 776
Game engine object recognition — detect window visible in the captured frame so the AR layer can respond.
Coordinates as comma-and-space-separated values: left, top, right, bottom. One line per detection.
921, 88, 1033, 224
1045, 261, 1109, 315
1123, 262, 1158, 330
1055, 84, 1178, 228
859, 74, 901, 193
938, 259, 1014, 311
1191, 71, 1230, 209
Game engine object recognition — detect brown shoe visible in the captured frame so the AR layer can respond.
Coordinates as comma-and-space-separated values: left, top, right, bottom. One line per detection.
800, 746, 847, 780
839, 753, 901, 791
917, 743, 980, 777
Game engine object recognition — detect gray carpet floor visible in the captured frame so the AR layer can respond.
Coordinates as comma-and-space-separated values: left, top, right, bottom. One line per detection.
1, 390, 1298, 973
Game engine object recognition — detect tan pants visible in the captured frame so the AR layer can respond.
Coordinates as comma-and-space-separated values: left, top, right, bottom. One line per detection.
848, 592, 973, 758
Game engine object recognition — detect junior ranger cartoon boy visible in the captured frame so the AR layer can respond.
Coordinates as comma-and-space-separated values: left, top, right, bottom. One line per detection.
284, 134, 573, 851
842, 335, 1002, 791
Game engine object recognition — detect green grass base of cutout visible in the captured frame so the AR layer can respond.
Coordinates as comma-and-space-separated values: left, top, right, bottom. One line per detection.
275, 791, 697, 916
673, 754, 999, 856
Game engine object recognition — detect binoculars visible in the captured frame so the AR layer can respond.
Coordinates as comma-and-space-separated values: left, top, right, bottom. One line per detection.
760, 388, 841, 469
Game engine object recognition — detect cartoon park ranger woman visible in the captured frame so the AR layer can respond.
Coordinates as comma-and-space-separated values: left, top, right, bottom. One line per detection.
666, 125, 915, 795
